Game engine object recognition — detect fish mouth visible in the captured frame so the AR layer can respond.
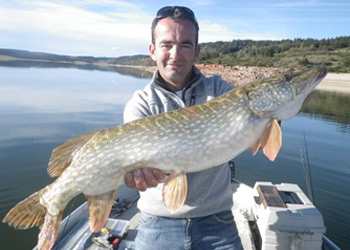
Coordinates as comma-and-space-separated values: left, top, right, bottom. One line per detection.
312, 65, 327, 87
279, 65, 328, 120
246, 65, 328, 121
319, 65, 327, 77
291, 65, 327, 98
295, 65, 327, 96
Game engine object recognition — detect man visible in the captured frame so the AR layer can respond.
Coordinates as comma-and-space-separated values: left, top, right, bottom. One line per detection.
123, 6, 243, 250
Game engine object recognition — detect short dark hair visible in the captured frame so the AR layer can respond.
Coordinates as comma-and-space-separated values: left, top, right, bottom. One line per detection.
151, 6, 199, 45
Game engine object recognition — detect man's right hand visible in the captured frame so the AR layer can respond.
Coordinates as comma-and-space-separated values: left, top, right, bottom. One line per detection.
124, 168, 166, 191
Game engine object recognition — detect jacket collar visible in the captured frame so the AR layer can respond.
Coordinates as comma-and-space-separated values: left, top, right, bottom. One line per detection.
151, 66, 202, 93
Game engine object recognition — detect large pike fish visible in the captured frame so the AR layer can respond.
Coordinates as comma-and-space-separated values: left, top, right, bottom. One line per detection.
3, 65, 327, 250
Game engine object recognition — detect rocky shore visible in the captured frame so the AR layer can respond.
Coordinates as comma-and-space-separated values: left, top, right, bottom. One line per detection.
196, 64, 292, 87
137, 64, 350, 94
197, 64, 350, 94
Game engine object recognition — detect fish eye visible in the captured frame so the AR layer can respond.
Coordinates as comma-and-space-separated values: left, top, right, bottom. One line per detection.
283, 74, 292, 82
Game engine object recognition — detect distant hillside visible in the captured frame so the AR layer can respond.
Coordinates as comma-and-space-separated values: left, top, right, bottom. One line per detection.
197, 36, 350, 72
1, 35, 350, 72
0, 48, 151, 66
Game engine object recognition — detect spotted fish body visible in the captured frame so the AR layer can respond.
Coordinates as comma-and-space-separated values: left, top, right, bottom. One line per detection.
3, 66, 327, 250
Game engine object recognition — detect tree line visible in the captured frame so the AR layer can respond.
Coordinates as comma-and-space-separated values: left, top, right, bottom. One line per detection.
196, 36, 350, 72
1, 36, 349, 72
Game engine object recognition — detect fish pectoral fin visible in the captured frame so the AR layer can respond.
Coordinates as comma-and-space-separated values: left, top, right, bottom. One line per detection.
162, 172, 188, 214
260, 119, 282, 161
85, 190, 117, 232
252, 139, 262, 155
48, 131, 98, 177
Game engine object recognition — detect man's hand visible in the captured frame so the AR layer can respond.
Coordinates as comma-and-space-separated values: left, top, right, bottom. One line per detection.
124, 168, 166, 191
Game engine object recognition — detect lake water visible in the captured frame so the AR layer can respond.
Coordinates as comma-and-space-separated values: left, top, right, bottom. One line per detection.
0, 65, 349, 250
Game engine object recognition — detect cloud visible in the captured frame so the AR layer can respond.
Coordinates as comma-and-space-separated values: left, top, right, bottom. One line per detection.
2, 0, 344, 55
199, 20, 284, 42
4, 0, 273, 55
199, 21, 236, 42
0, 0, 152, 56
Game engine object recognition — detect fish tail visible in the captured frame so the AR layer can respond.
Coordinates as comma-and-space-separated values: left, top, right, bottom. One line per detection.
2, 186, 63, 250
2, 190, 46, 229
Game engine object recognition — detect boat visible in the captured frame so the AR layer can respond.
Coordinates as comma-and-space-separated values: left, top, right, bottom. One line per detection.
32, 172, 341, 250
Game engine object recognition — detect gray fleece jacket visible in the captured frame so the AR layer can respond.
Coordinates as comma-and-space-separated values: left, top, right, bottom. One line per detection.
123, 66, 234, 218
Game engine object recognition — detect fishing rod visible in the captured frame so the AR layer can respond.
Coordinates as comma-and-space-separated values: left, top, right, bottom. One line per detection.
300, 132, 314, 204
300, 133, 343, 250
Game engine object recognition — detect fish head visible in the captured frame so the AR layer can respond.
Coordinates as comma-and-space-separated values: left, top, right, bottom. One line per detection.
246, 65, 327, 121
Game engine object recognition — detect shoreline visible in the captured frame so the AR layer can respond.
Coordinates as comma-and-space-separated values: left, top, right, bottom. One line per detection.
196, 64, 350, 94
128, 64, 350, 94
315, 73, 350, 94
2, 58, 350, 94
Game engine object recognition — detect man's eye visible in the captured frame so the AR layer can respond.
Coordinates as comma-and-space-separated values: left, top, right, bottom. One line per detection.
161, 44, 172, 49
181, 44, 192, 49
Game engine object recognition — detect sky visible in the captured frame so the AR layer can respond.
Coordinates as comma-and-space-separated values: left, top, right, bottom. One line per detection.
0, 0, 349, 57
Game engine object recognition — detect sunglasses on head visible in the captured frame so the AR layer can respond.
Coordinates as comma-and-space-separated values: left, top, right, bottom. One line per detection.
152, 6, 199, 31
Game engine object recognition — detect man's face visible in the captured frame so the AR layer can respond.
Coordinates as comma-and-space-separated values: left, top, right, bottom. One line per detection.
149, 17, 200, 91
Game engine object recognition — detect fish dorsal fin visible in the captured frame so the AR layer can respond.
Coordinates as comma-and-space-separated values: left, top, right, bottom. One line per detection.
85, 190, 117, 232
252, 119, 282, 161
162, 172, 188, 213
48, 131, 97, 177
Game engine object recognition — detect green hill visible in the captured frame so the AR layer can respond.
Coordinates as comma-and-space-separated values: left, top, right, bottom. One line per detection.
197, 36, 350, 72
1, 36, 350, 72
0, 48, 150, 66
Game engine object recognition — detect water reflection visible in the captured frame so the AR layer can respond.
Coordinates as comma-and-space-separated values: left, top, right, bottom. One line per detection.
0, 111, 124, 148
0, 60, 153, 79
0, 65, 146, 250
301, 90, 350, 134
0, 66, 150, 113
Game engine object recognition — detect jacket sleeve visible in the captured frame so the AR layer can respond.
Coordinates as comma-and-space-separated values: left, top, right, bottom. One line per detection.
123, 90, 153, 123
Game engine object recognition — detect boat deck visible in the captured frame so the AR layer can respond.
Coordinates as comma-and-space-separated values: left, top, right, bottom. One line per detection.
32, 180, 340, 250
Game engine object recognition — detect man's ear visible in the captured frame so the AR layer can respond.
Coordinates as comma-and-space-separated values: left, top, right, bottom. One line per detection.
194, 45, 201, 62
149, 43, 156, 61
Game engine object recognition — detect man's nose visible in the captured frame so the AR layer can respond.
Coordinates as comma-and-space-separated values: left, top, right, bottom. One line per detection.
170, 45, 181, 60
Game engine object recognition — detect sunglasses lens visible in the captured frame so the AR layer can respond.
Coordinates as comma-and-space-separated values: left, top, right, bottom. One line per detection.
156, 6, 173, 18
153, 6, 198, 30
